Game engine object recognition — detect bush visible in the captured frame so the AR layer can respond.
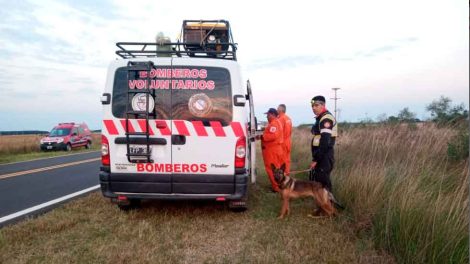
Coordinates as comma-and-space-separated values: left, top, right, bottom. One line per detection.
447, 130, 469, 161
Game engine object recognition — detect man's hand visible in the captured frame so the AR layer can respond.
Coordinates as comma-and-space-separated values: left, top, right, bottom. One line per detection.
310, 161, 317, 169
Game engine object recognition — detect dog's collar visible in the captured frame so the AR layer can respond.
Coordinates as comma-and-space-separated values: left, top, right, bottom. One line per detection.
280, 176, 295, 190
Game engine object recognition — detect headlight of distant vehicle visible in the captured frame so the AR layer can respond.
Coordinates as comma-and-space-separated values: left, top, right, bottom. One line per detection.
56, 138, 64, 143
40, 139, 45, 144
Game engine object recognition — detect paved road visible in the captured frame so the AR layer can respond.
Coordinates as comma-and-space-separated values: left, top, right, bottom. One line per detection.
0, 151, 100, 175
0, 151, 101, 227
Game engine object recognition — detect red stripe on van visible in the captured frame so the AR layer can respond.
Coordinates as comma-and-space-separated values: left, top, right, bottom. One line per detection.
137, 119, 154, 135
230, 122, 244, 137
210, 121, 226, 137
191, 121, 208, 136
174, 120, 190, 136
155, 120, 171, 136
120, 120, 135, 133
103, 120, 118, 135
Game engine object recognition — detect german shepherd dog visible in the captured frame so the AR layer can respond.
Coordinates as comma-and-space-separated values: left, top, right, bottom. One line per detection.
271, 164, 336, 219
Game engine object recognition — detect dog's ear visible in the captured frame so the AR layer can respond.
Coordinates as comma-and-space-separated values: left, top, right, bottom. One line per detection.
270, 163, 277, 173
280, 163, 286, 173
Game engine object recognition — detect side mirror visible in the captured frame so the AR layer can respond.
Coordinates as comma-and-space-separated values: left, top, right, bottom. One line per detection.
72, 133, 77, 136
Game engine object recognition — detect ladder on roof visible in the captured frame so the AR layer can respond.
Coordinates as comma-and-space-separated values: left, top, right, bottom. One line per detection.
124, 61, 157, 163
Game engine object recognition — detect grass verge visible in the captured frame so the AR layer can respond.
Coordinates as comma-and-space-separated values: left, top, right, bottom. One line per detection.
0, 191, 393, 264
0, 129, 394, 263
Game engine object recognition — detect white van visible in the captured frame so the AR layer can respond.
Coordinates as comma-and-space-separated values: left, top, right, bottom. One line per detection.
99, 20, 257, 210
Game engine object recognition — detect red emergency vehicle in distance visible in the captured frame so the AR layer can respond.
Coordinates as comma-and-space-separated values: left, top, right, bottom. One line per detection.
40, 122, 92, 151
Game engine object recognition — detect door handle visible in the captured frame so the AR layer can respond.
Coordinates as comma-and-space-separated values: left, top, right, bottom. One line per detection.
171, 135, 186, 145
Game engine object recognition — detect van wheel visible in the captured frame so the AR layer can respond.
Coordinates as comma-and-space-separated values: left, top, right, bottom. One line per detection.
118, 199, 141, 211
229, 200, 247, 212
65, 143, 72, 152
85, 141, 91, 149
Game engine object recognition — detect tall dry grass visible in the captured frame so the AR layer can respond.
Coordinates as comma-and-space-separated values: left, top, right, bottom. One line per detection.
0, 134, 101, 155
0, 135, 44, 154
290, 123, 469, 263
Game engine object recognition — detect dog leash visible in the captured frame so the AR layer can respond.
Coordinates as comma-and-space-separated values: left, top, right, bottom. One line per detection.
286, 169, 311, 175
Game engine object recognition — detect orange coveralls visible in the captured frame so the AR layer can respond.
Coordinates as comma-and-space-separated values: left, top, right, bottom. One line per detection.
261, 118, 284, 192
278, 112, 292, 174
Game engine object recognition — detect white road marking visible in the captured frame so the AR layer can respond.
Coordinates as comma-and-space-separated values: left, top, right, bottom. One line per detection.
0, 185, 100, 225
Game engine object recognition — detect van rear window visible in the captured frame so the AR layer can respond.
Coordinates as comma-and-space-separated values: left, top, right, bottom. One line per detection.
112, 66, 232, 125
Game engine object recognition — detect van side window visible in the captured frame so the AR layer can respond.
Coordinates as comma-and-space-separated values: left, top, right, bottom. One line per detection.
79, 127, 85, 135
112, 66, 232, 125
72, 128, 79, 135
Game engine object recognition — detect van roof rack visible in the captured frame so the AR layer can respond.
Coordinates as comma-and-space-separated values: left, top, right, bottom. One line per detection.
116, 19, 237, 60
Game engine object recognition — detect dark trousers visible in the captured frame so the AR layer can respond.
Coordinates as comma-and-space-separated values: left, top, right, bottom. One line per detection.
310, 149, 334, 191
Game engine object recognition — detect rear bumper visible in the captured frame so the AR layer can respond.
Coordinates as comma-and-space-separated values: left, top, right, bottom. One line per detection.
99, 167, 248, 201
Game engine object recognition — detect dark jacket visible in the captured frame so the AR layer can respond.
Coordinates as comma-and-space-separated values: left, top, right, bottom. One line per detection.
311, 110, 336, 165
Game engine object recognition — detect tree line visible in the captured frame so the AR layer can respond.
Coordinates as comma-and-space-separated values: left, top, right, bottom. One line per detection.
374, 95, 468, 125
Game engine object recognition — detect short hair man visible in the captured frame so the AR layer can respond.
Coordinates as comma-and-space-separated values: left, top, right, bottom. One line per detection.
277, 104, 292, 174
260, 108, 284, 192
310, 96, 337, 191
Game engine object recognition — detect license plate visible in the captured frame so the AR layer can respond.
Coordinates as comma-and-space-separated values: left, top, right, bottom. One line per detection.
129, 145, 151, 155
47, 146, 53, 150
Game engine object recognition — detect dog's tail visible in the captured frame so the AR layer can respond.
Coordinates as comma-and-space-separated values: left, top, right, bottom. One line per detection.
328, 192, 345, 210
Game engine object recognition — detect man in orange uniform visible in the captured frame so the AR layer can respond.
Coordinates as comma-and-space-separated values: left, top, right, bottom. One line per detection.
260, 108, 284, 192
277, 104, 292, 174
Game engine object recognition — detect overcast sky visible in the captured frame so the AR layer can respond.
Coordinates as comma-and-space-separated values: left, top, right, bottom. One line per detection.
0, 0, 468, 130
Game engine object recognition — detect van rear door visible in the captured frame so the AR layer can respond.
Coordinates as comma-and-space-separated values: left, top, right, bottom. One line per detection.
106, 59, 173, 194
246, 80, 257, 184
170, 61, 241, 194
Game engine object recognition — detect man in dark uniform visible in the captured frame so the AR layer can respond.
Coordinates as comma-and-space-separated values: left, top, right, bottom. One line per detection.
309, 95, 337, 192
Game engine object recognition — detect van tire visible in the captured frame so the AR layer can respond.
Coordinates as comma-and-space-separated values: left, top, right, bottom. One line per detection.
65, 143, 72, 152
85, 141, 92, 149
118, 199, 141, 211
